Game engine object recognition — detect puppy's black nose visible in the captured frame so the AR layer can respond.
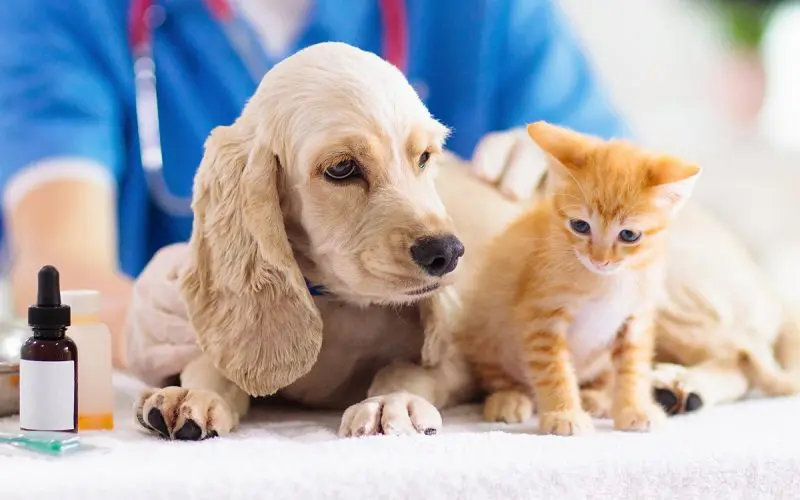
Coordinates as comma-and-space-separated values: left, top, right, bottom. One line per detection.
410, 235, 465, 277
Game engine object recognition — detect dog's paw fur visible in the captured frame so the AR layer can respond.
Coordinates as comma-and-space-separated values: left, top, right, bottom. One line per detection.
651, 363, 705, 416
134, 386, 236, 440
483, 389, 535, 423
338, 392, 442, 437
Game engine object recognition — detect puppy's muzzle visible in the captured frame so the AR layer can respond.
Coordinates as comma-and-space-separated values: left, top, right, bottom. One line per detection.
410, 235, 465, 277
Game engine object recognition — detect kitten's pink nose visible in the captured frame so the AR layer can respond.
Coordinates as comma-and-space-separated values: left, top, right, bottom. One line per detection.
592, 259, 611, 268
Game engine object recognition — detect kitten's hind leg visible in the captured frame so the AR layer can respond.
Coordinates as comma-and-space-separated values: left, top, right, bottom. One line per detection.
579, 370, 614, 419
484, 389, 535, 424
651, 360, 748, 415
475, 361, 535, 423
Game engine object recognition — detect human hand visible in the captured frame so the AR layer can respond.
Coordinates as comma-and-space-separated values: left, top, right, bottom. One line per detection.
124, 243, 202, 387
470, 127, 549, 202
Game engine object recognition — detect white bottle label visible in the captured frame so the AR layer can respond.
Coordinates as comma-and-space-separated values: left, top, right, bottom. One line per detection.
19, 360, 75, 431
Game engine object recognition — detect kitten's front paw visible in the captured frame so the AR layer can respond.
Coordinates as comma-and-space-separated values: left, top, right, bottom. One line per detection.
539, 410, 594, 436
612, 403, 666, 432
483, 389, 535, 423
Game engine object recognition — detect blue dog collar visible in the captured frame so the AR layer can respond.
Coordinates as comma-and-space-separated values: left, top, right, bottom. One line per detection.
305, 279, 328, 297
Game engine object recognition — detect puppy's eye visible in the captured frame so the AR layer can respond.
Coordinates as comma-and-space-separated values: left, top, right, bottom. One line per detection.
324, 160, 360, 181
619, 229, 642, 243
569, 219, 591, 235
419, 152, 431, 170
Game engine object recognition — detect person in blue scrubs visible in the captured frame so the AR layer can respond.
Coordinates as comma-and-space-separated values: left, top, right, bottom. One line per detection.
0, 0, 625, 367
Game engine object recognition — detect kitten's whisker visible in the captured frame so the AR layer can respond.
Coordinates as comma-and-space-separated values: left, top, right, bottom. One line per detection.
562, 167, 591, 205
555, 193, 584, 203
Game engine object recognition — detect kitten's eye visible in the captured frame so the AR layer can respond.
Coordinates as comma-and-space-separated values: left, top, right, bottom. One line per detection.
324, 160, 360, 181
569, 219, 591, 235
419, 152, 431, 170
619, 229, 642, 243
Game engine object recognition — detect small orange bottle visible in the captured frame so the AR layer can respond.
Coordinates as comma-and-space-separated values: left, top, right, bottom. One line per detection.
61, 290, 114, 431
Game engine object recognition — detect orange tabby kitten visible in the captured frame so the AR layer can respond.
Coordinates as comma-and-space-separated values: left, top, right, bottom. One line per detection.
456, 121, 701, 435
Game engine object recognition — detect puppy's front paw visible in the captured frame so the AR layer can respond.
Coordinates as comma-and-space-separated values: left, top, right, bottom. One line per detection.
612, 403, 665, 432
483, 389, 535, 423
651, 363, 705, 415
134, 386, 236, 440
539, 409, 594, 436
338, 392, 442, 437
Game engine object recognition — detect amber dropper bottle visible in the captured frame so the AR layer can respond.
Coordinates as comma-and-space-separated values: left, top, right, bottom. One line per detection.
19, 265, 78, 433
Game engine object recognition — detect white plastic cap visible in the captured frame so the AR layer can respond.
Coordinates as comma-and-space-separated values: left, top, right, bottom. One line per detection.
61, 290, 101, 316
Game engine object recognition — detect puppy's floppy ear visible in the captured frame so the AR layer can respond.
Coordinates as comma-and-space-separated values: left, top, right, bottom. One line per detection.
181, 124, 323, 397
419, 286, 463, 367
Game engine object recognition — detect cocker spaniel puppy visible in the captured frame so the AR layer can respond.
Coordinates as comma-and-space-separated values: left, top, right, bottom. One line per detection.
129, 42, 479, 439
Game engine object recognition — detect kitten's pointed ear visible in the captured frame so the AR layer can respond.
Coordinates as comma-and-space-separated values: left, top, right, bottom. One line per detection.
648, 157, 702, 216
526, 121, 596, 168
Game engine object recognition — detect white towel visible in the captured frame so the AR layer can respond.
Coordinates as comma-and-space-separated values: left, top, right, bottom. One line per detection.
1, 373, 798, 500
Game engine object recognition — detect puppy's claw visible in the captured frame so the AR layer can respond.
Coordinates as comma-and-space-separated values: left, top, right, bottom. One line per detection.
134, 387, 236, 441
654, 388, 681, 415
339, 392, 442, 438
147, 407, 170, 438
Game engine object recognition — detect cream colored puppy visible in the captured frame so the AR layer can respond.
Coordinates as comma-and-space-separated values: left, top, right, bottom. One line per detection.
128, 42, 478, 440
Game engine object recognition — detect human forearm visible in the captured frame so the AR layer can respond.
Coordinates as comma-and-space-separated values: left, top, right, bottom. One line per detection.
11, 259, 132, 369
6, 174, 132, 369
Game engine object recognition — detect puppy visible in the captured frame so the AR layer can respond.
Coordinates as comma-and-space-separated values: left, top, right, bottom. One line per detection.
130, 42, 479, 440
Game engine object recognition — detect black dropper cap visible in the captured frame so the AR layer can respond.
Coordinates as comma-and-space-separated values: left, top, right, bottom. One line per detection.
28, 265, 71, 338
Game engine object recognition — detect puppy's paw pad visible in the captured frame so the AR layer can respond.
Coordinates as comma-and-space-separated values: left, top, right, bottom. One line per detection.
613, 403, 665, 432
483, 390, 534, 424
539, 410, 595, 436
174, 419, 203, 441
134, 386, 235, 440
339, 392, 442, 438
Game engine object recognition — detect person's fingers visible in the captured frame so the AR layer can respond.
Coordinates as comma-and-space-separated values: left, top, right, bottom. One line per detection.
497, 139, 549, 202
471, 130, 520, 184
136, 243, 191, 316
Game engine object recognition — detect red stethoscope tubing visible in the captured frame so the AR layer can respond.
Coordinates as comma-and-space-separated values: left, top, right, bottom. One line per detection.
129, 0, 407, 73
128, 0, 408, 216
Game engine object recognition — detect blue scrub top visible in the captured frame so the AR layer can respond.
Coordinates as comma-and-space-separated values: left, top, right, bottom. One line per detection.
0, 0, 627, 278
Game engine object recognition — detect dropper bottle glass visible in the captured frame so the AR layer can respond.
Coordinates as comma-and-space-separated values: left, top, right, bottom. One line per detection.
18, 265, 78, 433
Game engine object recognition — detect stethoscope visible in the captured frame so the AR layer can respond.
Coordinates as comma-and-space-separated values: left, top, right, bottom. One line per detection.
129, 0, 409, 216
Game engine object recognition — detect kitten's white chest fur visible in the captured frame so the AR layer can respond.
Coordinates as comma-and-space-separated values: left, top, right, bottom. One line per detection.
567, 274, 639, 363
